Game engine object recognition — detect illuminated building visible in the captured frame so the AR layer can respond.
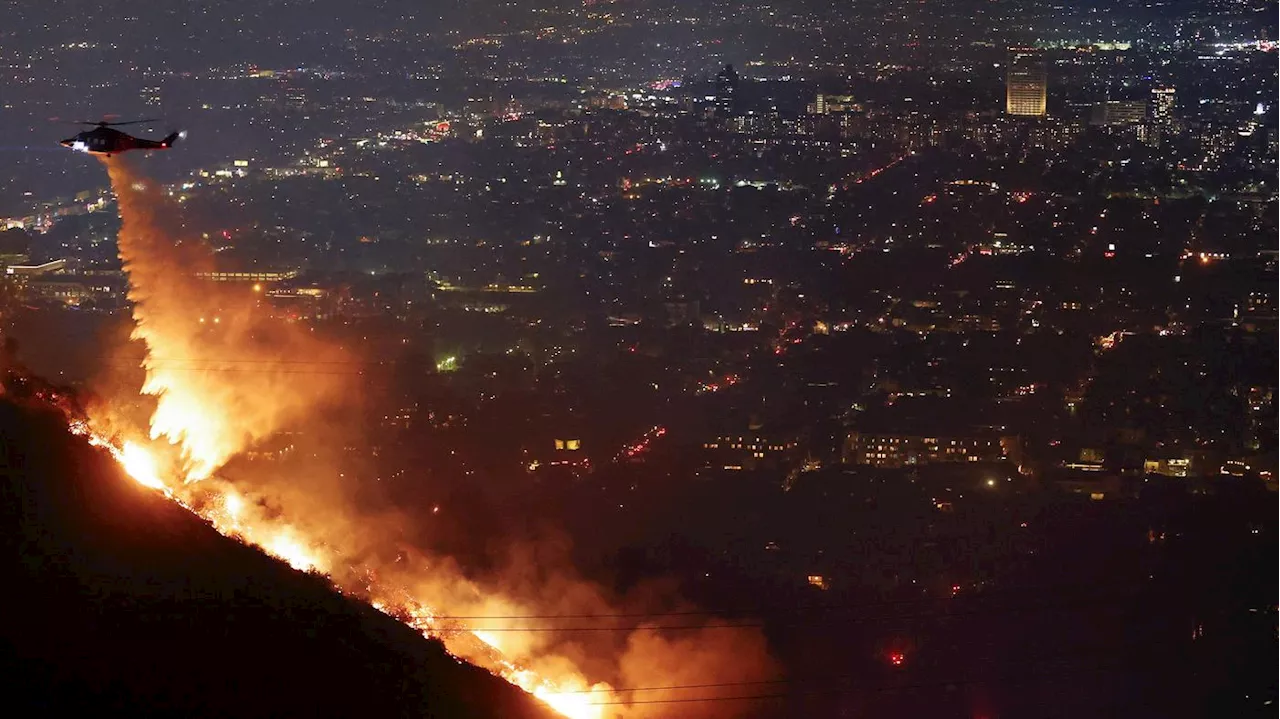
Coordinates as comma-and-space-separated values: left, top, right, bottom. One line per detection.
808, 93, 856, 115
703, 419, 801, 471
526, 433, 590, 477
20, 274, 124, 306
843, 432, 1014, 468
715, 64, 739, 118
1151, 87, 1176, 127
1091, 100, 1147, 126
1143, 458, 1192, 478
1006, 48, 1047, 117
195, 270, 299, 283
6, 259, 66, 277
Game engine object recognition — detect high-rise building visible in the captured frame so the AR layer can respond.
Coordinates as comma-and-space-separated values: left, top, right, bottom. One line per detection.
808, 93, 857, 115
1151, 87, 1176, 126
1006, 48, 1047, 117
1091, 100, 1148, 126
715, 64, 739, 117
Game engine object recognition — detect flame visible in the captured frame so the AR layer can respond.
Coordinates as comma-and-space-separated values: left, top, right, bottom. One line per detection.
81, 431, 611, 718
262, 529, 324, 573
76, 157, 777, 719
221, 490, 245, 525
85, 157, 621, 719
473, 629, 504, 652
529, 676, 611, 719
103, 158, 351, 482
120, 440, 166, 490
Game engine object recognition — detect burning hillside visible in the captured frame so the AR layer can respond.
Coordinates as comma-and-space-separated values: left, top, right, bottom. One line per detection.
0, 395, 562, 719
54, 157, 781, 719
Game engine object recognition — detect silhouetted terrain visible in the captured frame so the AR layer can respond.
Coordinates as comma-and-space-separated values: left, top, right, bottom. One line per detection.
0, 398, 559, 719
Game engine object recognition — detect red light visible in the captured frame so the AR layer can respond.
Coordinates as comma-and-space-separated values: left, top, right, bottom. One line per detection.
889, 652, 906, 667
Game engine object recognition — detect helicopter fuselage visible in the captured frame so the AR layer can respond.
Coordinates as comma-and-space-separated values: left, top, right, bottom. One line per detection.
60, 125, 179, 156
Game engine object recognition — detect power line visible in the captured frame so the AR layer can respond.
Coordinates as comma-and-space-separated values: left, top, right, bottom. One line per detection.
437, 585, 1141, 619
560, 677, 792, 695
120, 357, 393, 365
580, 660, 1135, 706
50, 357, 466, 376
447, 593, 1140, 632
544, 633, 1205, 697
99, 363, 372, 376
430, 581, 1147, 621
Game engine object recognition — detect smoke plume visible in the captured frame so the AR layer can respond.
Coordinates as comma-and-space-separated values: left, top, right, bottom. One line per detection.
104, 157, 351, 480
96, 158, 781, 718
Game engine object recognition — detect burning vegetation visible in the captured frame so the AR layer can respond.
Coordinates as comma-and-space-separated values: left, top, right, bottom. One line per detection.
55, 157, 779, 719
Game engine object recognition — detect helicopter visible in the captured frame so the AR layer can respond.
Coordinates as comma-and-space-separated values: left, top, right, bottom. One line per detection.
59, 118, 184, 157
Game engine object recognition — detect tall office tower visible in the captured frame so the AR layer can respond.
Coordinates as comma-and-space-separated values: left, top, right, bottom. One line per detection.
1151, 87, 1176, 126
1006, 48, 1047, 117
715, 64, 739, 117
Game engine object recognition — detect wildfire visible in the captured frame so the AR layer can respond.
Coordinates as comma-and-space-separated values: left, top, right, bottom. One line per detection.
262, 529, 324, 573
73, 156, 776, 719
120, 441, 165, 491
87, 429, 612, 719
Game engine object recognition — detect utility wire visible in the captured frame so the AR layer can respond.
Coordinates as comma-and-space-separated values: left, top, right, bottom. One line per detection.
543, 633, 1208, 697
447, 592, 1145, 632
581, 659, 1148, 706
430, 580, 1150, 621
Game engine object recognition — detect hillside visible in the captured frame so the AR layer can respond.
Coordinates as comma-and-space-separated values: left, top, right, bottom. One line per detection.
0, 397, 563, 719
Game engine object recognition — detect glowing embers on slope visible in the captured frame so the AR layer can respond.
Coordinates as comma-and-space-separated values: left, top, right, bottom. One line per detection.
79, 432, 610, 719
260, 529, 324, 573
91, 157, 767, 719
368, 594, 612, 719
120, 441, 165, 490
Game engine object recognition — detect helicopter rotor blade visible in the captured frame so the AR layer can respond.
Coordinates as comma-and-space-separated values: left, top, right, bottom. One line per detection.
100, 118, 163, 126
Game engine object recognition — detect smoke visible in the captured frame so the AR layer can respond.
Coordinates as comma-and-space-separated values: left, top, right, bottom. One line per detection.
103, 157, 351, 480
97, 158, 782, 717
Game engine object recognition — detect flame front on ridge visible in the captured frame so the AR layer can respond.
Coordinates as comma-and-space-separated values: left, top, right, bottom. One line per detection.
91, 157, 620, 719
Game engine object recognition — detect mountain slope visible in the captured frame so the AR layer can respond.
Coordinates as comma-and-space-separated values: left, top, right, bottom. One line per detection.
0, 397, 562, 719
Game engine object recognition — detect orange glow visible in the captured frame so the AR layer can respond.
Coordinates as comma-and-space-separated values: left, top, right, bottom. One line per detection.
78, 157, 778, 719
222, 491, 244, 521
120, 441, 166, 490
104, 158, 352, 481
472, 629, 504, 652
262, 530, 324, 573
81, 421, 617, 718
